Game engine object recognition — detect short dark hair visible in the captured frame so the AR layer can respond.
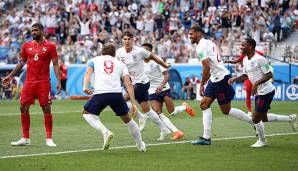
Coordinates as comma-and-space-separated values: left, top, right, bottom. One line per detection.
141, 42, 153, 51
245, 38, 256, 49
102, 43, 116, 57
189, 25, 204, 33
122, 29, 134, 38
32, 23, 44, 31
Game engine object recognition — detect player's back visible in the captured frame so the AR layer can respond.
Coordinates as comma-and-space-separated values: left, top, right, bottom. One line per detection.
88, 55, 128, 94
196, 38, 229, 82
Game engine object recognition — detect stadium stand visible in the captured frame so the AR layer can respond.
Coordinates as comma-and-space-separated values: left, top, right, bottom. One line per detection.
0, 0, 297, 65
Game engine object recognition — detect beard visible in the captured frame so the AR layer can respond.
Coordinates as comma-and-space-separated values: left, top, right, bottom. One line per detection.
32, 34, 41, 40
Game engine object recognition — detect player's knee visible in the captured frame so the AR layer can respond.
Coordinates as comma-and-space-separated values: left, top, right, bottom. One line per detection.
199, 102, 209, 110
221, 108, 230, 115
20, 105, 29, 113
41, 105, 51, 113
252, 115, 262, 124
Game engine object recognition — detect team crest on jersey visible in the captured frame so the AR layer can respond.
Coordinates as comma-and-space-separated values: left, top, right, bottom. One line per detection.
42, 47, 47, 52
132, 55, 137, 61
198, 52, 204, 60
28, 48, 32, 51
120, 57, 126, 63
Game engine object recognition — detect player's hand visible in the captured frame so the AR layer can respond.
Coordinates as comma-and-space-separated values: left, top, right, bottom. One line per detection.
1, 76, 12, 88
199, 84, 205, 96
83, 88, 93, 95
155, 86, 163, 94
130, 103, 137, 115
228, 77, 236, 85
164, 63, 171, 68
56, 82, 62, 95
252, 84, 258, 96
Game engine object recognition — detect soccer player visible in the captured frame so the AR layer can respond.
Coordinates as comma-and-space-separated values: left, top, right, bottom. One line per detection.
188, 25, 254, 145
229, 38, 297, 147
225, 50, 264, 116
1, 23, 61, 147
82, 43, 146, 152
142, 43, 196, 140
116, 29, 171, 140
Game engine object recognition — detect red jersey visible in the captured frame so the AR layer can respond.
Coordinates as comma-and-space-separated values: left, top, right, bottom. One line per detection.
21, 40, 58, 83
60, 62, 67, 80
239, 50, 264, 61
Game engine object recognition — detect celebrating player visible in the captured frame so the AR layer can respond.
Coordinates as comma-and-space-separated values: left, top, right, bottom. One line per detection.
2, 23, 61, 147
188, 25, 254, 145
142, 42, 195, 140
229, 38, 297, 147
225, 50, 264, 116
116, 29, 171, 140
82, 43, 146, 152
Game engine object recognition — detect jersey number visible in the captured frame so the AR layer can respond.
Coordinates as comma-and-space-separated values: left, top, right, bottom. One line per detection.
34, 53, 39, 61
104, 60, 114, 74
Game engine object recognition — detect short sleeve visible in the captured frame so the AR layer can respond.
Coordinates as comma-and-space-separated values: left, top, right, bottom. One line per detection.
50, 44, 58, 60
196, 45, 208, 61
87, 60, 94, 69
139, 47, 151, 59
259, 57, 271, 74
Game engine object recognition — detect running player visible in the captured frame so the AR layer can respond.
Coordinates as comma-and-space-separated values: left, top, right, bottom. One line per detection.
82, 43, 146, 152
142, 42, 196, 140
116, 29, 171, 140
229, 38, 297, 147
188, 25, 254, 145
225, 50, 264, 116
2, 23, 61, 147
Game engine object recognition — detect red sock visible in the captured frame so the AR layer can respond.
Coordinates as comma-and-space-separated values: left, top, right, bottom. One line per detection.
21, 113, 30, 138
44, 113, 53, 139
246, 91, 252, 112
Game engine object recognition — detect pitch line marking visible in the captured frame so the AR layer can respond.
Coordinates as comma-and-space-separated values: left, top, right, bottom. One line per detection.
0, 108, 112, 116
0, 132, 297, 159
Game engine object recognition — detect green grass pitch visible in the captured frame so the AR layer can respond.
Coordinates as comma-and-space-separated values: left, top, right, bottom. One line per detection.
0, 100, 297, 171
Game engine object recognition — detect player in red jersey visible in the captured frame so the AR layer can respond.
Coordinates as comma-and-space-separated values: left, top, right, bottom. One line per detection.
225, 50, 264, 116
1, 23, 61, 147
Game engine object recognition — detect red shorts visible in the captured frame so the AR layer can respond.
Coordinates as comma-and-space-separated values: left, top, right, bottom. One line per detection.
20, 82, 51, 106
244, 79, 252, 92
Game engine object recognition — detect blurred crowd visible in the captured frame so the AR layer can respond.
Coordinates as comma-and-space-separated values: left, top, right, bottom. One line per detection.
0, 0, 298, 64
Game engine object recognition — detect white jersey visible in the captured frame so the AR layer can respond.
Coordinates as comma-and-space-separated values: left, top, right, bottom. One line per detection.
144, 59, 170, 95
87, 55, 129, 94
195, 38, 230, 82
116, 46, 151, 84
242, 53, 275, 95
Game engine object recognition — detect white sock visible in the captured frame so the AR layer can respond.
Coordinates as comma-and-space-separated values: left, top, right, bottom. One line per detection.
267, 113, 291, 122
83, 114, 108, 135
126, 119, 143, 145
145, 109, 169, 132
228, 108, 254, 124
254, 121, 266, 142
202, 108, 212, 139
170, 105, 186, 115
135, 110, 145, 120
159, 113, 179, 132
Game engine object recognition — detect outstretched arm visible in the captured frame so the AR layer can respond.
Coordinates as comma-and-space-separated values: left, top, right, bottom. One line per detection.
145, 54, 170, 68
